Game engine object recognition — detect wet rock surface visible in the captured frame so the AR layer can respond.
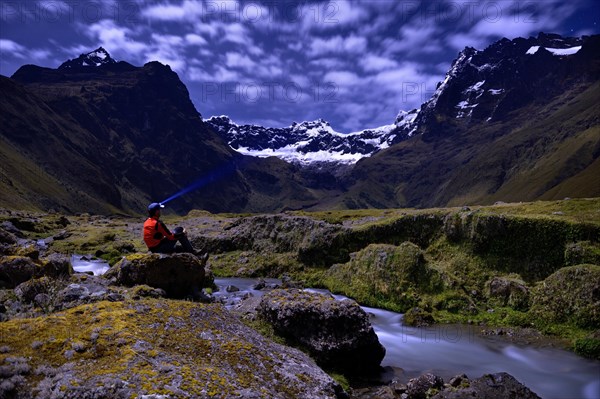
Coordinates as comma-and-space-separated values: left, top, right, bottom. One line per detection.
258, 289, 385, 374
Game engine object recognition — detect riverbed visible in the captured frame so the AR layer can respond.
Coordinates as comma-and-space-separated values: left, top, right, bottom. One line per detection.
214, 278, 600, 399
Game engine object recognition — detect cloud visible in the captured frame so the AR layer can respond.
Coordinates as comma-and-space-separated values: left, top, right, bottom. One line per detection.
225, 52, 254, 70
308, 34, 367, 56
86, 19, 147, 57
360, 54, 399, 72
323, 70, 361, 87
185, 33, 207, 46
299, 0, 369, 31
188, 65, 241, 82
382, 23, 441, 56
0, 39, 26, 56
446, 0, 584, 50
141, 0, 204, 21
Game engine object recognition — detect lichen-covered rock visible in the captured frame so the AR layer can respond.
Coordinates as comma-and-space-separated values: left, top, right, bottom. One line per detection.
530, 264, 600, 328
0, 253, 73, 289
38, 254, 73, 279
323, 243, 442, 311
487, 276, 529, 310
105, 253, 207, 299
128, 284, 166, 299
14, 277, 55, 303
407, 373, 444, 399
431, 372, 541, 399
0, 299, 345, 399
257, 289, 385, 374
0, 256, 38, 288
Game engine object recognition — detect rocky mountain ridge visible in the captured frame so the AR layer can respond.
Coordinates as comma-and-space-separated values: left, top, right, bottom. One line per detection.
1, 32, 599, 214
341, 32, 600, 209
59, 47, 116, 69
205, 116, 405, 165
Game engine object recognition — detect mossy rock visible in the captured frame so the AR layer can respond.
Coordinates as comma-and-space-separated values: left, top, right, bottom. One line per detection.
573, 337, 600, 360
128, 284, 166, 299
0, 256, 38, 288
530, 264, 600, 328
486, 276, 530, 311
105, 253, 208, 299
565, 241, 600, 266
433, 292, 472, 313
323, 242, 442, 312
403, 307, 436, 327
258, 289, 385, 375
0, 299, 344, 398
14, 276, 56, 303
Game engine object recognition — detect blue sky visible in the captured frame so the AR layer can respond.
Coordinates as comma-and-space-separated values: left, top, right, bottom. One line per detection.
1, 0, 598, 132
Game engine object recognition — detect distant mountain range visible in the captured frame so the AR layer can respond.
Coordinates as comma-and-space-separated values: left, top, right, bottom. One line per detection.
205, 116, 412, 165
0, 32, 598, 214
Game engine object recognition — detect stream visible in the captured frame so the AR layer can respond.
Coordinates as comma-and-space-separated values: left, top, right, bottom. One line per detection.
70, 256, 599, 399
213, 278, 600, 399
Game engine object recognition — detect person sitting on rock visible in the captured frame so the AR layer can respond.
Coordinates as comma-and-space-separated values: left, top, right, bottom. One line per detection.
143, 203, 195, 254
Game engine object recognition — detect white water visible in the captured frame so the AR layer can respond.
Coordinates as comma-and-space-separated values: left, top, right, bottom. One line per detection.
70, 255, 110, 275
216, 279, 600, 399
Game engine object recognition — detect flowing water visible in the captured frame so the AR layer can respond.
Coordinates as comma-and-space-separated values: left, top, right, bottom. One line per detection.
214, 278, 600, 399
71, 255, 110, 275
70, 266, 598, 399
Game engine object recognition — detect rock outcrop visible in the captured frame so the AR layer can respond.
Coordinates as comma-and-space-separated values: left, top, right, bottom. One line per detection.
258, 289, 385, 374
0, 299, 346, 399
0, 255, 72, 289
105, 253, 210, 299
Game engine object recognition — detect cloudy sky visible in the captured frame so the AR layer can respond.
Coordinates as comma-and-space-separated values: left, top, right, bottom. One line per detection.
1, 0, 598, 132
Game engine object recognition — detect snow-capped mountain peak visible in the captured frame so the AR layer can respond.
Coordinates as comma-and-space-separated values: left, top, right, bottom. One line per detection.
205, 116, 406, 165
59, 47, 117, 69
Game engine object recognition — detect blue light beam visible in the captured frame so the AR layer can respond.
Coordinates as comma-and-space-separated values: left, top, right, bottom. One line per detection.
160, 161, 238, 205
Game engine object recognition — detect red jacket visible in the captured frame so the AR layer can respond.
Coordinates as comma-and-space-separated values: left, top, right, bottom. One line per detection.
143, 217, 175, 249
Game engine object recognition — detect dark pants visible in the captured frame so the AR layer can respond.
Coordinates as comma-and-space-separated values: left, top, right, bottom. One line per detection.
150, 234, 194, 254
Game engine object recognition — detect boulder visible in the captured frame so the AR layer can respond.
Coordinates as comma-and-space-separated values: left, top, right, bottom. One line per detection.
0, 256, 38, 288
431, 372, 541, 399
258, 289, 385, 374
407, 373, 444, 399
0, 227, 18, 256
530, 264, 600, 328
105, 253, 208, 299
38, 253, 73, 278
14, 277, 55, 303
487, 276, 529, 310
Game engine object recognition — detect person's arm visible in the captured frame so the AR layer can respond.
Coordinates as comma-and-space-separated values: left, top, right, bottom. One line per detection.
157, 221, 176, 241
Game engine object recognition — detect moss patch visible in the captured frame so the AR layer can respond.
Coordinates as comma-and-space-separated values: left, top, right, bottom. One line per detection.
0, 299, 341, 398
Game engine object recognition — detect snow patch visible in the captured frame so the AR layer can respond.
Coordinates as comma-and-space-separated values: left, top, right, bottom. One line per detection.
235, 145, 366, 165
526, 46, 582, 56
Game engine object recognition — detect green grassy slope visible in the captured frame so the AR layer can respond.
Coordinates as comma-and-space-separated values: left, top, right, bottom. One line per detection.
340, 81, 600, 210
